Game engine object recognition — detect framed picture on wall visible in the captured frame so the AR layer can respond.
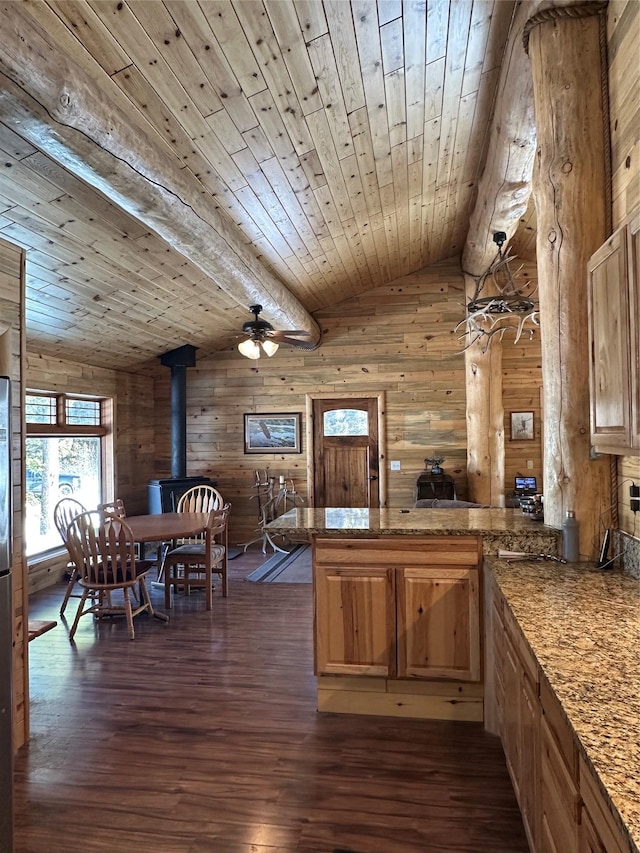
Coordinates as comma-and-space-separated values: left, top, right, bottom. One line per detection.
510, 411, 535, 441
244, 413, 302, 453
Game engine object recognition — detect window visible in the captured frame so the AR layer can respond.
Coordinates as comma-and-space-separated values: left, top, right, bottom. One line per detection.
323, 408, 369, 436
25, 392, 109, 557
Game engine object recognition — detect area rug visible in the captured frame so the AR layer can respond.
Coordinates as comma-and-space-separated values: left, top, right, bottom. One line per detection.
245, 544, 312, 583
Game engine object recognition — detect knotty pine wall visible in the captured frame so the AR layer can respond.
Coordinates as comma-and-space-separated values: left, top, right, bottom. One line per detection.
151, 258, 544, 547
25, 352, 156, 592
0, 236, 28, 751
609, 0, 640, 538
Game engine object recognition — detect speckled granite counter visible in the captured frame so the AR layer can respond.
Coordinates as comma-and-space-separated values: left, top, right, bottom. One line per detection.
267, 506, 560, 554
488, 558, 640, 852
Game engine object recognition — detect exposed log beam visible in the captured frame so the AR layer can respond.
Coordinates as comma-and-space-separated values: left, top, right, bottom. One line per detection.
461, 1, 539, 506
0, 3, 321, 345
462, 0, 538, 276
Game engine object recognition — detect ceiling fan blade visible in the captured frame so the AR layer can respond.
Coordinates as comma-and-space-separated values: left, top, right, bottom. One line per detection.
268, 329, 311, 339
274, 335, 317, 349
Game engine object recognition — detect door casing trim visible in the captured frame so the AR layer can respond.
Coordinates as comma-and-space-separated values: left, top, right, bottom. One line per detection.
305, 391, 386, 507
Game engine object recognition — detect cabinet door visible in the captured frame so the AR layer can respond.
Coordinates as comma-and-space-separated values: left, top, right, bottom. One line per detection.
540, 716, 580, 853
580, 809, 607, 853
502, 632, 522, 801
519, 672, 540, 851
579, 755, 629, 853
397, 566, 480, 681
491, 599, 506, 737
588, 227, 633, 450
315, 567, 395, 677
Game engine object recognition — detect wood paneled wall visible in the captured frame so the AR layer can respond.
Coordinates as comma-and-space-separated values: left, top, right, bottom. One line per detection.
150, 259, 544, 546
0, 236, 27, 750
609, 0, 640, 536
25, 353, 156, 592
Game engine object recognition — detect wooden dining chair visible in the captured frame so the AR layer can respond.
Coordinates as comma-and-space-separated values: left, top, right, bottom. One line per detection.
53, 496, 88, 616
97, 498, 126, 519
163, 502, 231, 609
175, 484, 224, 513
65, 510, 165, 641
158, 482, 225, 586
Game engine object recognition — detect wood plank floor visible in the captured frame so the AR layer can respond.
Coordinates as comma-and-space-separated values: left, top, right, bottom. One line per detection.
15, 550, 529, 853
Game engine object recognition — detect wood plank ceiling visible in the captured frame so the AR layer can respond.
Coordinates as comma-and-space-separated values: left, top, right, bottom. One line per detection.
0, 0, 535, 373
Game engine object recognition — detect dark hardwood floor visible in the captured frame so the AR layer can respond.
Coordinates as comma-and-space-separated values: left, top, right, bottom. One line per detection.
15, 549, 528, 853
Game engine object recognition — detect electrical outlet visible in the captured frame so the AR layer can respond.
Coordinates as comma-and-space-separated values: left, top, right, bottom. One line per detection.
631, 483, 640, 513
390, 461, 401, 471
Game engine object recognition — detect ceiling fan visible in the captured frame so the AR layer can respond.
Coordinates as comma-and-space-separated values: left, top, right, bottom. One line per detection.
237, 304, 315, 359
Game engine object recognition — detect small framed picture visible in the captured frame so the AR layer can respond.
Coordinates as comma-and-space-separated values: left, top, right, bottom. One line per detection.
244, 413, 302, 454
510, 411, 535, 441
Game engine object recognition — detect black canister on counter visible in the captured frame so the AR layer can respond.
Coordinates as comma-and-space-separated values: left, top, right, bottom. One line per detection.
562, 510, 579, 562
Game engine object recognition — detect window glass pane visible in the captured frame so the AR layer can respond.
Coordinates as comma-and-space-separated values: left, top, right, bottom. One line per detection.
25, 394, 56, 425
323, 409, 368, 436
25, 436, 102, 556
66, 398, 101, 426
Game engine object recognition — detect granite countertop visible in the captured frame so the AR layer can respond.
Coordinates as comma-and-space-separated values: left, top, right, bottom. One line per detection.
267, 507, 560, 554
488, 558, 640, 852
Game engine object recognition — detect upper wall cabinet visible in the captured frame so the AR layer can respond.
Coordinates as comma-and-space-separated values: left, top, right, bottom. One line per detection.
587, 208, 640, 455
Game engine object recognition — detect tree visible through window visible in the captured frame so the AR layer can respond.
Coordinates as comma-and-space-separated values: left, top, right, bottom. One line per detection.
25, 393, 107, 557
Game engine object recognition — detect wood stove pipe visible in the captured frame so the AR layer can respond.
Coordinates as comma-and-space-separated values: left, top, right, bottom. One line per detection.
159, 344, 197, 479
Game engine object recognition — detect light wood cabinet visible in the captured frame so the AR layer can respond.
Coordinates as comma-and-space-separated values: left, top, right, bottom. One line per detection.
501, 609, 540, 852
588, 208, 640, 455
313, 537, 483, 720
540, 715, 580, 853
314, 536, 481, 682
579, 755, 630, 853
397, 565, 480, 681
486, 571, 635, 853
314, 565, 395, 677
539, 672, 579, 848
490, 598, 506, 736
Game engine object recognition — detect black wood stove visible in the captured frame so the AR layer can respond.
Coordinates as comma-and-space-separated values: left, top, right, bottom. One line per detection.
148, 344, 216, 514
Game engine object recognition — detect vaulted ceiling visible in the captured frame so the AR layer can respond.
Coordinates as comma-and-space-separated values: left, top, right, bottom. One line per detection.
0, 0, 537, 373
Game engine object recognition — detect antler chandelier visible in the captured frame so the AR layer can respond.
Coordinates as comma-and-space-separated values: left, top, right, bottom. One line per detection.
457, 232, 539, 352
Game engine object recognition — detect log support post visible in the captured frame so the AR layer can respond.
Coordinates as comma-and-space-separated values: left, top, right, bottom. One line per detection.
464, 280, 505, 507
526, 2, 612, 556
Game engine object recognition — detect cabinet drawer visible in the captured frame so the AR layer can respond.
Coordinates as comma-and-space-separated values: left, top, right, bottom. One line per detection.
314, 537, 481, 567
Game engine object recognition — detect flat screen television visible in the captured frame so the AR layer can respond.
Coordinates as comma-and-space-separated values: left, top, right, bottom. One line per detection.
514, 476, 537, 494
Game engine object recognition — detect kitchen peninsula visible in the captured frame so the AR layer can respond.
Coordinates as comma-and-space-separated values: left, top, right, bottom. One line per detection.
267, 507, 639, 853
267, 506, 560, 553
268, 506, 559, 721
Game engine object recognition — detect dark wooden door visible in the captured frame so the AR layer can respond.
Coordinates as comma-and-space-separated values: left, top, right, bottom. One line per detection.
312, 397, 380, 507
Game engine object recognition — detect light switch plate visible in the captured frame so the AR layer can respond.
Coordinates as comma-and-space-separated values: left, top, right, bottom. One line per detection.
390, 461, 401, 471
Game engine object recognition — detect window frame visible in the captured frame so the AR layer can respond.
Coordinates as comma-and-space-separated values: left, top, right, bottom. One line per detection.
26, 392, 108, 437
25, 391, 114, 561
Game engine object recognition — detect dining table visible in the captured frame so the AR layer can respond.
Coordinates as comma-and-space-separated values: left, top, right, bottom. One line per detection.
125, 512, 216, 610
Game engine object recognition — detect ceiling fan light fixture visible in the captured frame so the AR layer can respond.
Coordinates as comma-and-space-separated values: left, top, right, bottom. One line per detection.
238, 338, 261, 359
261, 339, 279, 357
